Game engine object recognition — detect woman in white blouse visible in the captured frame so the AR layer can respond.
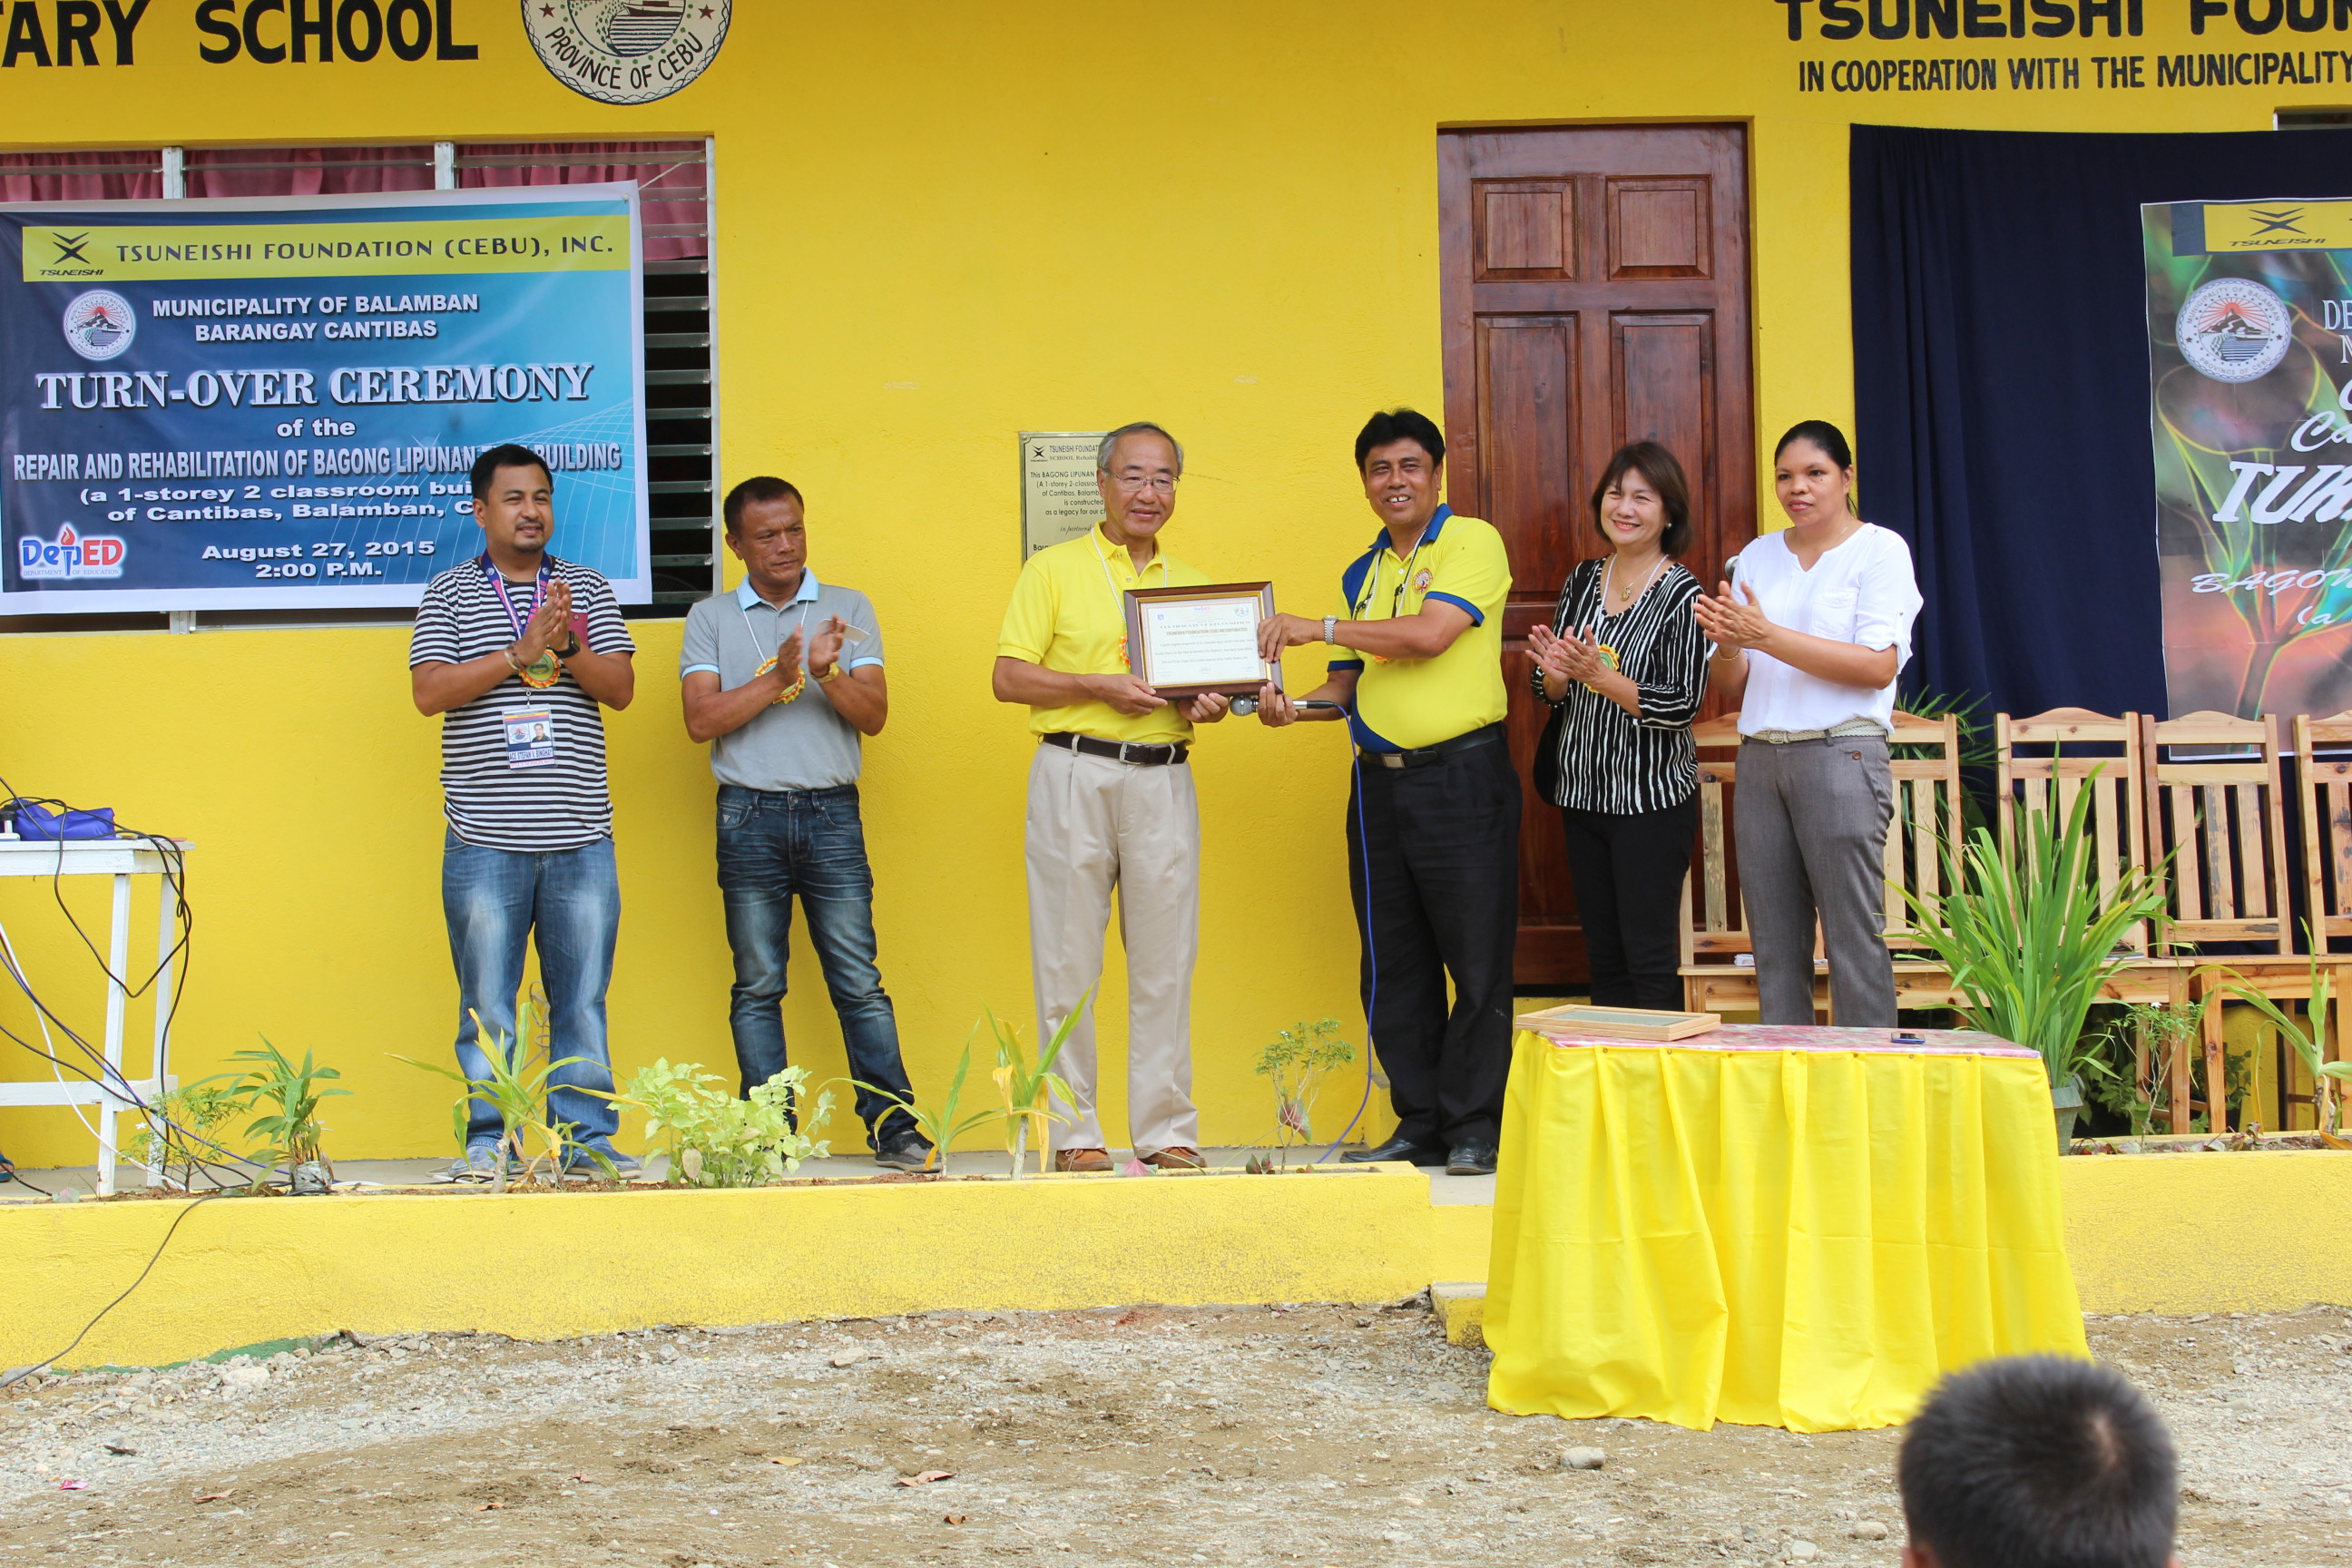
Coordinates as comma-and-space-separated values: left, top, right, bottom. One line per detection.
1693, 421, 1923, 1027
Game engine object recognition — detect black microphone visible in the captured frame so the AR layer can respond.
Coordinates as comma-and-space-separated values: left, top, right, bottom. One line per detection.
1230, 697, 1343, 716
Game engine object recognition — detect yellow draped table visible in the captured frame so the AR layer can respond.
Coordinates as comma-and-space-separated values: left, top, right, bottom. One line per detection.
1484, 1024, 2086, 1433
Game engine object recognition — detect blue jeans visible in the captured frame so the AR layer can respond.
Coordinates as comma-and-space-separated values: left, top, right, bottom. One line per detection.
716, 784, 917, 1148
441, 829, 622, 1149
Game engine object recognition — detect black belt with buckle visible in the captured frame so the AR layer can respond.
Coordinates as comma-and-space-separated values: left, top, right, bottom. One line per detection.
1362, 722, 1504, 771
1042, 731, 1190, 767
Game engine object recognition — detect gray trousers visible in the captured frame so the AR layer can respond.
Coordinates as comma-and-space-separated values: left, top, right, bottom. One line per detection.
1735, 736, 1897, 1027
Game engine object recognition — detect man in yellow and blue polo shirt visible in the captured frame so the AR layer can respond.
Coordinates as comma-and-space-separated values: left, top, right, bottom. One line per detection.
1255, 407, 1517, 1176
994, 422, 1230, 1174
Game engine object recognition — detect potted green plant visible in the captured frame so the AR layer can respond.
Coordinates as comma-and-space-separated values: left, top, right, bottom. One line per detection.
205, 1038, 349, 1193
1897, 774, 2171, 1153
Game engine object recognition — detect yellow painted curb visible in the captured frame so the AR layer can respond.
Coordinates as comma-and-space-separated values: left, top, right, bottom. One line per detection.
1432, 1282, 1486, 1348
18, 1150, 2340, 1372
2, 1164, 1443, 1370
2058, 1151, 2352, 1315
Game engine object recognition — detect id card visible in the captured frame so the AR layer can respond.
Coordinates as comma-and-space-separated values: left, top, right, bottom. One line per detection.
504, 708, 558, 769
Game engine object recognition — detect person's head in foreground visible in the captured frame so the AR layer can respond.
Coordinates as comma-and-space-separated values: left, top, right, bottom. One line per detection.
1898, 1356, 2178, 1568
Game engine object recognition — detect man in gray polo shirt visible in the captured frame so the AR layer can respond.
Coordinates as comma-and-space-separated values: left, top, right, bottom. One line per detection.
681, 475, 928, 1170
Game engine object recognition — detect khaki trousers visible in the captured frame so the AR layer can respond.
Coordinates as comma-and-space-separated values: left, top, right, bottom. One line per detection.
1024, 742, 1200, 1156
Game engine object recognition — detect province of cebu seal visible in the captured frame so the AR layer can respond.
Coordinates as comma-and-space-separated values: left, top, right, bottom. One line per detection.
2176, 277, 2293, 384
62, 289, 135, 361
522, 0, 731, 105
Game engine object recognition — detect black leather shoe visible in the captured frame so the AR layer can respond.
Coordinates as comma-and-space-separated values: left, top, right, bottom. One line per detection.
1344, 1135, 1442, 1166
1445, 1142, 1498, 1176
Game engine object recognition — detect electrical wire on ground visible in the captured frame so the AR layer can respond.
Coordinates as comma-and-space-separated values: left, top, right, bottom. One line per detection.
0, 1193, 221, 1387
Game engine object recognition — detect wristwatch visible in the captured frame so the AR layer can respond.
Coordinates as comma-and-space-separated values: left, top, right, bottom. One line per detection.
1322, 615, 1338, 644
815, 662, 842, 683
554, 632, 583, 660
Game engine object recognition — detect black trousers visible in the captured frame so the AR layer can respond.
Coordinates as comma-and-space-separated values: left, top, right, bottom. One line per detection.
1558, 796, 1698, 1012
1347, 728, 1521, 1151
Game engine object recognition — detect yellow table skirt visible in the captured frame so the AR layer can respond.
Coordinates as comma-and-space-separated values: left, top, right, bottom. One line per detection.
1484, 1032, 2087, 1432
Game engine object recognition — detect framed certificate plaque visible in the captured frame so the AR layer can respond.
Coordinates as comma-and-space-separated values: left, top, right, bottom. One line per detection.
1122, 582, 1282, 699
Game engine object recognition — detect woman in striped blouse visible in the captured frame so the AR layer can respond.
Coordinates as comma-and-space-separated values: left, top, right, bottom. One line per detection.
1527, 441, 1710, 1011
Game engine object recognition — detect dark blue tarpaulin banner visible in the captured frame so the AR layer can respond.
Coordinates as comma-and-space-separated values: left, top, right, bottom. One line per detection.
1851, 123, 2352, 720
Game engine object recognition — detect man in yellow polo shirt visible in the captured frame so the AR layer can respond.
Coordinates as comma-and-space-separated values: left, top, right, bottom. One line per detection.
1254, 408, 1516, 1177
993, 422, 1230, 1173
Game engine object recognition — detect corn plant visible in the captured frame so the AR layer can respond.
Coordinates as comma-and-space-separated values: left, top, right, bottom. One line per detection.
2210, 928, 2352, 1135
392, 992, 592, 1192
1897, 771, 2173, 1091
986, 996, 1084, 1180
1254, 1018, 1356, 1168
128, 1082, 243, 1191
204, 1037, 348, 1191
856, 1024, 1002, 1171
610, 1059, 833, 1187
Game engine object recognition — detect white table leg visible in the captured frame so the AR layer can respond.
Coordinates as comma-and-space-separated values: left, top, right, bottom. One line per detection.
97, 871, 131, 1198
148, 867, 179, 1188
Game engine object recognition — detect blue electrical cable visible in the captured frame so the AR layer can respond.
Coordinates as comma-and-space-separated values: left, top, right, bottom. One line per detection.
1314, 703, 1380, 1163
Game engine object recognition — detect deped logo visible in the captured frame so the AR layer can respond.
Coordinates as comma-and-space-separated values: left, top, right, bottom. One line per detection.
18, 525, 126, 581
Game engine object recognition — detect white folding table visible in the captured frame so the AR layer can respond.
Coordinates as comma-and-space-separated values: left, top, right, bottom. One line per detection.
0, 836, 189, 1195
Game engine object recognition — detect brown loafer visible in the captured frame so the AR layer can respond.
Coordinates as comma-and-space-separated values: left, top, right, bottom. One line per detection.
1053, 1146, 1112, 1172
1139, 1146, 1206, 1171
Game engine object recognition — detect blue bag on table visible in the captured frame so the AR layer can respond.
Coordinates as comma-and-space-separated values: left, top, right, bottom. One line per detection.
5, 800, 116, 839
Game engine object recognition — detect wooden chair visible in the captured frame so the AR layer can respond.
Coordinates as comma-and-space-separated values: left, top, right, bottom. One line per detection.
1992, 708, 2197, 1121
1884, 710, 1967, 1009
2286, 711, 2352, 1130
2147, 713, 2303, 1134
1995, 708, 2153, 953
1677, 714, 1811, 1015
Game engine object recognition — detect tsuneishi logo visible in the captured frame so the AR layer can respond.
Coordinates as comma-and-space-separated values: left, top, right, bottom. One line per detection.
2177, 277, 2293, 384
62, 289, 135, 362
523, 0, 730, 105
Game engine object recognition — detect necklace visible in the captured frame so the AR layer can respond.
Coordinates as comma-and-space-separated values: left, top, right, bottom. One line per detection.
1602, 551, 1665, 614
743, 581, 818, 697
1349, 533, 1430, 664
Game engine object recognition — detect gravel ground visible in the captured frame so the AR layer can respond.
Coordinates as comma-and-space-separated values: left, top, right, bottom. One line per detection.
1, 1302, 2348, 1567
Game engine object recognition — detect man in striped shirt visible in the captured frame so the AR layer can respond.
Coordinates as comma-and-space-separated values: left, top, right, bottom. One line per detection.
409, 443, 640, 1183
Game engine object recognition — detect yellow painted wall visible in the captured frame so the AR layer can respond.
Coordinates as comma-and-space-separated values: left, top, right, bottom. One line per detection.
0, 1167, 1440, 1371
0, 2, 2337, 1163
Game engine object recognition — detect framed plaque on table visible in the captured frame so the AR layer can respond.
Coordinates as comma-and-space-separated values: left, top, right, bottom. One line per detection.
1122, 582, 1282, 699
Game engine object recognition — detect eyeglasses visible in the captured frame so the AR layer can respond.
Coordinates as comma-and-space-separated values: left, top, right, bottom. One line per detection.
1109, 474, 1177, 495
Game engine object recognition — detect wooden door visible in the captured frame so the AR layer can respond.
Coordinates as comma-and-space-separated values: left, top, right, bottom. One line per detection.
1438, 123, 1755, 988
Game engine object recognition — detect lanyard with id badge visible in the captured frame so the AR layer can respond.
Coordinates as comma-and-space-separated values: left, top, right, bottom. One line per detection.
503, 708, 557, 769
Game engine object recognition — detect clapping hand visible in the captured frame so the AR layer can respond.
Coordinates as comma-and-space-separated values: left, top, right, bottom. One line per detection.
521, 583, 572, 661
1692, 580, 1773, 651
808, 614, 848, 679
1528, 622, 1610, 688
771, 627, 806, 688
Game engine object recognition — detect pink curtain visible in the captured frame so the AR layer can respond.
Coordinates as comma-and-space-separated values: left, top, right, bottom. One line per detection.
457, 141, 707, 261
0, 146, 704, 262
0, 152, 162, 202
182, 145, 436, 198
